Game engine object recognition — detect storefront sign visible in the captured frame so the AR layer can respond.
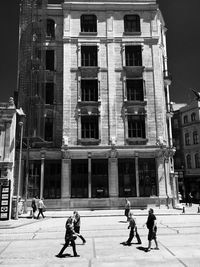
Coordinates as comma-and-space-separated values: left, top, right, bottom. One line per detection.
0, 180, 10, 220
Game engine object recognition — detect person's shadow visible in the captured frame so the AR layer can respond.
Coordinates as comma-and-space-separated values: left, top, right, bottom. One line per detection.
55, 253, 72, 258
136, 246, 149, 252
120, 242, 141, 246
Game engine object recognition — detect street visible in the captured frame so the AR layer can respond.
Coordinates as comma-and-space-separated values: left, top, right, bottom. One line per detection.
0, 211, 200, 266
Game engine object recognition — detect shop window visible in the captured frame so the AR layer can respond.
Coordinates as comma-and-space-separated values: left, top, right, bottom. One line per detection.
138, 158, 157, 197
191, 112, 196, 121
45, 117, 53, 141
186, 154, 192, 169
81, 80, 98, 101
128, 115, 145, 138
46, 19, 55, 39
195, 153, 200, 168
125, 46, 142, 66
46, 50, 54, 70
45, 83, 54, 104
185, 133, 190, 146
91, 159, 108, 198
44, 160, 61, 199
118, 158, 136, 197
81, 14, 97, 32
81, 116, 99, 139
124, 14, 140, 33
81, 46, 97, 66
126, 79, 143, 101
193, 131, 199, 144
27, 161, 41, 198
71, 159, 88, 198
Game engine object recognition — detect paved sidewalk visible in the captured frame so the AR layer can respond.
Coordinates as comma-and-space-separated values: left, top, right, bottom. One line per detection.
0, 203, 199, 229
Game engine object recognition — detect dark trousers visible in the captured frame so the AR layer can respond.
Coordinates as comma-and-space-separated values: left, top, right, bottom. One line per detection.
74, 226, 86, 243
37, 208, 44, 219
58, 238, 77, 256
127, 227, 141, 244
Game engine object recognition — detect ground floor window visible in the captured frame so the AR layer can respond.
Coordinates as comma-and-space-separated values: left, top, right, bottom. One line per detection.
71, 159, 88, 198
44, 160, 61, 199
138, 158, 157, 197
91, 159, 108, 198
118, 158, 136, 197
27, 161, 41, 198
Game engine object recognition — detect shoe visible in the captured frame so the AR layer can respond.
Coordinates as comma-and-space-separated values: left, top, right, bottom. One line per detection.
55, 254, 62, 258
145, 248, 151, 252
83, 241, 86, 244
74, 254, 80, 257
124, 242, 131, 246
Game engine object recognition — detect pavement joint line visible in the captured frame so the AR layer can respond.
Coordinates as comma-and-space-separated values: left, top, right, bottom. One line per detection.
92, 237, 96, 258
159, 221, 180, 234
32, 228, 42, 239
0, 241, 11, 256
159, 240, 188, 267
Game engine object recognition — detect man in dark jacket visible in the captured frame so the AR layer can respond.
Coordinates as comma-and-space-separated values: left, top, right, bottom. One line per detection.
145, 208, 159, 252
125, 212, 141, 245
56, 216, 80, 257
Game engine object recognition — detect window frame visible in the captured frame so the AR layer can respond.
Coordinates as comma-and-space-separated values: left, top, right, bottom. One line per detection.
81, 115, 99, 139
125, 46, 142, 66
81, 46, 98, 67
124, 14, 140, 33
185, 133, 190, 146
81, 14, 97, 33
127, 115, 146, 138
126, 79, 144, 101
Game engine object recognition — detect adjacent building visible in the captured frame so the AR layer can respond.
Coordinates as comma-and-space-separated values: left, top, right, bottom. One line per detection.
15, 0, 176, 209
0, 98, 16, 220
172, 100, 200, 202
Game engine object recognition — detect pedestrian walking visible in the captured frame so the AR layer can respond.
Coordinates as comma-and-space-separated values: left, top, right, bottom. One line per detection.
56, 216, 80, 258
31, 196, 38, 219
124, 198, 131, 221
37, 198, 46, 219
188, 192, 193, 207
145, 208, 159, 252
73, 210, 86, 244
124, 212, 142, 246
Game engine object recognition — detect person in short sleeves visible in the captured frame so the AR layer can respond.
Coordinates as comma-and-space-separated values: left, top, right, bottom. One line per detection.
145, 208, 159, 252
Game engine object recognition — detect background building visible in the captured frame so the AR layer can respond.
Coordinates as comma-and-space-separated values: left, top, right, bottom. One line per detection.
172, 100, 200, 203
15, 0, 176, 210
0, 98, 16, 220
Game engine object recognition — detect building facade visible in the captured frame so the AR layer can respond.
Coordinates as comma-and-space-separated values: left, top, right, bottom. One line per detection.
172, 100, 200, 203
16, 0, 176, 209
0, 98, 16, 220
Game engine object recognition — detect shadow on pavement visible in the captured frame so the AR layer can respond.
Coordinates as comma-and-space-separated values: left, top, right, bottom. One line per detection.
136, 246, 148, 252
120, 242, 141, 246
55, 253, 72, 258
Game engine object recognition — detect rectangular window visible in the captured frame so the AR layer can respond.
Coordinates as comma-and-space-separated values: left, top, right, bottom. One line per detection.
71, 159, 88, 198
81, 46, 97, 66
27, 161, 41, 199
193, 131, 199, 144
46, 50, 54, 70
45, 83, 54, 104
124, 15, 140, 33
138, 158, 157, 197
185, 133, 190, 146
125, 46, 142, 66
126, 79, 143, 101
128, 115, 145, 138
81, 80, 98, 101
118, 158, 136, 197
81, 116, 99, 139
91, 159, 108, 198
45, 117, 53, 141
44, 160, 61, 199
81, 15, 97, 32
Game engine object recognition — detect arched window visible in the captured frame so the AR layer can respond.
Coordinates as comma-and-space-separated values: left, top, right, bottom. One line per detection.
193, 131, 199, 144
195, 153, 200, 168
124, 15, 140, 33
81, 14, 97, 32
186, 154, 192, 169
183, 115, 188, 124
191, 112, 196, 121
46, 19, 55, 39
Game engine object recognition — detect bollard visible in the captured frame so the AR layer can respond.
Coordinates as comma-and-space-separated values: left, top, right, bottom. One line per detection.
182, 206, 185, 213
198, 206, 200, 214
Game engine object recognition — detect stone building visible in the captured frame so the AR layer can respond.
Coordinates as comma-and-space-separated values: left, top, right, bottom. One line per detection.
0, 98, 16, 219
16, 0, 176, 209
172, 100, 200, 203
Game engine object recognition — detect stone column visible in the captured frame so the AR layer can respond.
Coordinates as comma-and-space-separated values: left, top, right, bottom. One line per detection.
88, 153, 92, 198
108, 148, 118, 197
61, 149, 71, 198
135, 156, 139, 197
40, 151, 45, 199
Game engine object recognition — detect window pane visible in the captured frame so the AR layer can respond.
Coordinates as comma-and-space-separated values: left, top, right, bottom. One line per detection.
124, 15, 140, 32
81, 80, 98, 101
125, 46, 142, 66
81, 46, 97, 66
127, 80, 143, 101
81, 14, 97, 32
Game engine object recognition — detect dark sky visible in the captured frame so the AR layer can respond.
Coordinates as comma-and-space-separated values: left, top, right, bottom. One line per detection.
0, 0, 200, 103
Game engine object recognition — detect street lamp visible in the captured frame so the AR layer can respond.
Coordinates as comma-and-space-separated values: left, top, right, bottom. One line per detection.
15, 108, 26, 220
